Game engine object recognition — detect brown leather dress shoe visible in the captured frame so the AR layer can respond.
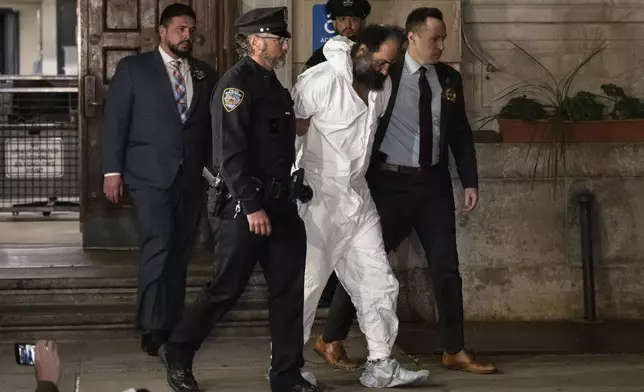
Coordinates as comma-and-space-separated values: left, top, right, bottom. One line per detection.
442, 350, 498, 374
314, 335, 360, 370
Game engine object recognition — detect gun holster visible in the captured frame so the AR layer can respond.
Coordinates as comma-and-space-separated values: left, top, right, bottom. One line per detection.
289, 168, 313, 203
203, 167, 230, 217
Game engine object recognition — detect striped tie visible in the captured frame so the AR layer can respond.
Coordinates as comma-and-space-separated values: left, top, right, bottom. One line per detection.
170, 60, 187, 122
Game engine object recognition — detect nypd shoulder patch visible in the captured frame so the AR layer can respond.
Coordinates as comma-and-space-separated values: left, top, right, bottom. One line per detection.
222, 87, 244, 112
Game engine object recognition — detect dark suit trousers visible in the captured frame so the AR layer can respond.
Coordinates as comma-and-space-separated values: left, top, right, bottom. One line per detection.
35, 381, 59, 392
129, 167, 204, 331
323, 165, 465, 354
167, 199, 306, 388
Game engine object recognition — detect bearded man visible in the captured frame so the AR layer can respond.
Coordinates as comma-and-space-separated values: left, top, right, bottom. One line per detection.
291, 26, 430, 388
102, 3, 216, 357
157, 7, 318, 392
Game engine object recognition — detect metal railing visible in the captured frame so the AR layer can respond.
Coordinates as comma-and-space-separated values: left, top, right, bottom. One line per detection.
0, 76, 80, 216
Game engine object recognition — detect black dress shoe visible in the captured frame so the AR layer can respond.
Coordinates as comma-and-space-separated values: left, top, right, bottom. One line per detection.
159, 344, 200, 392
141, 330, 169, 356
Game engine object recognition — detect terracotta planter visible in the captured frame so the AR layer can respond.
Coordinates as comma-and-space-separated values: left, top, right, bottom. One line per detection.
498, 118, 644, 143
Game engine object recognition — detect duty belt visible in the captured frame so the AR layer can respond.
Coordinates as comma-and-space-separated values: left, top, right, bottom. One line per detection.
266, 178, 291, 199
266, 170, 313, 203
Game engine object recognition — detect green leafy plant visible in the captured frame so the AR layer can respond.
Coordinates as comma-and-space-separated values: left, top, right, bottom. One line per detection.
601, 83, 644, 119
478, 40, 609, 186
499, 95, 547, 121
561, 91, 604, 121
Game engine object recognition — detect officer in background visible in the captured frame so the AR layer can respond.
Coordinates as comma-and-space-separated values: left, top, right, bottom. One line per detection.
303, 0, 371, 71
158, 7, 317, 392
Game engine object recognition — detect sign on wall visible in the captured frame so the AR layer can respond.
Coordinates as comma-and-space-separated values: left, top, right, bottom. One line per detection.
312, 4, 335, 52
5, 138, 64, 178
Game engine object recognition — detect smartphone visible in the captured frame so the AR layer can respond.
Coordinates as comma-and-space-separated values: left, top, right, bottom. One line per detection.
14, 343, 36, 366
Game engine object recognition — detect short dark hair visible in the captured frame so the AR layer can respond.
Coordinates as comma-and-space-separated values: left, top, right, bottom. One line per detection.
405, 7, 443, 34
350, 24, 404, 57
159, 3, 196, 27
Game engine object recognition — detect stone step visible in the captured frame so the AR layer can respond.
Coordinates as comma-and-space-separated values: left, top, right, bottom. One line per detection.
0, 261, 269, 307
0, 303, 329, 330
0, 265, 267, 290
0, 248, 324, 336
0, 284, 268, 307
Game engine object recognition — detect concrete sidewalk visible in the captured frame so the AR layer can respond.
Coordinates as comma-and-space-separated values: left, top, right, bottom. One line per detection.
4, 332, 644, 392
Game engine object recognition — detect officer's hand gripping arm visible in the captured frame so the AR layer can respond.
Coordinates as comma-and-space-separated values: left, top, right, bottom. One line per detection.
214, 85, 263, 214
295, 118, 311, 136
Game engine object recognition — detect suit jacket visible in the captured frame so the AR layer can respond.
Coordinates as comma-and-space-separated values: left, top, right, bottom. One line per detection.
102, 49, 217, 190
372, 60, 478, 191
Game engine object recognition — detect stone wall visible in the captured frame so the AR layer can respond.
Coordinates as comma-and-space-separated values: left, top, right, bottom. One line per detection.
462, 0, 644, 128
393, 143, 644, 322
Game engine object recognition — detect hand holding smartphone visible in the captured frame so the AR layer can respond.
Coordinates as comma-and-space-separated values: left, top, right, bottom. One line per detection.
14, 340, 61, 386
14, 343, 36, 366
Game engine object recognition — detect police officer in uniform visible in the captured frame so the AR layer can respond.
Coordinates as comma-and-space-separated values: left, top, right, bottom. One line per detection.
303, 0, 371, 71
158, 7, 317, 392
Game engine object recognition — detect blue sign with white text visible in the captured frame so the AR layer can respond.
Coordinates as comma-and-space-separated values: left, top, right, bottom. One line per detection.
312, 4, 336, 52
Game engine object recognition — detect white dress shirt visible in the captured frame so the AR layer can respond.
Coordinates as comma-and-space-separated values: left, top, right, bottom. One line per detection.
105, 46, 194, 177
158, 45, 194, 110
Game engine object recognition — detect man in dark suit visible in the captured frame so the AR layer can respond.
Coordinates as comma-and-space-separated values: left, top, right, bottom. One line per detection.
101, 3, 216, 356
315, 7, 498, 374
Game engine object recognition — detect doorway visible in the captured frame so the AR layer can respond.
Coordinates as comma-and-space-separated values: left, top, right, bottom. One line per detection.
0, 8, 19, 75
0, 1, 80, 248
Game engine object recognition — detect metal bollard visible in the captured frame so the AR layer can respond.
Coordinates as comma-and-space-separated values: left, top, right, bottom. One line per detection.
578, 193, 597, 322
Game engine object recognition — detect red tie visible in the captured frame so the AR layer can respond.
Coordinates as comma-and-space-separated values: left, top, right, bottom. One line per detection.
418, 66, 433, 167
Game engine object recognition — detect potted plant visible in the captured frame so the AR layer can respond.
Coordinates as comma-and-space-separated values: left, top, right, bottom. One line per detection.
498, 85, 644, 143
479, 41, 644, 181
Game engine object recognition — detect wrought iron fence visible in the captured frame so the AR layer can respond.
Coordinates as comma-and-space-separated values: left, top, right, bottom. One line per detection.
0, 76, 80, 216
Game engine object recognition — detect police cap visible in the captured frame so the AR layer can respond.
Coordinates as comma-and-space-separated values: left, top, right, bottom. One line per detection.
234, 6, 291, 38
326, 0, 371, 19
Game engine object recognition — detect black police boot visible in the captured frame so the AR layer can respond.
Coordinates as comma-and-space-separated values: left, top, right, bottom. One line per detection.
158, 344, 200, 392
271, 375, 319, 392
288, 380, 318, 392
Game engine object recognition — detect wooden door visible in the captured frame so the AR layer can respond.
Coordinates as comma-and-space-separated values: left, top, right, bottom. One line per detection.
79, 0, 237, 248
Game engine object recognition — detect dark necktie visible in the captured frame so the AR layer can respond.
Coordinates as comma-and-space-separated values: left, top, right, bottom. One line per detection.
418, 66, 433, 167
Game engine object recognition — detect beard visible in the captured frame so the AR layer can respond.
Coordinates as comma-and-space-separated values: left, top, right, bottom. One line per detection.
352, 54, 387, 91
340, 28, 355, 39
261, 49, 287, 70
168, 40, 193, 59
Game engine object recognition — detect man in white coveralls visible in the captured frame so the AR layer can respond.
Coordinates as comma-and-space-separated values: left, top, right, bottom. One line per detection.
291, 26, 430, 388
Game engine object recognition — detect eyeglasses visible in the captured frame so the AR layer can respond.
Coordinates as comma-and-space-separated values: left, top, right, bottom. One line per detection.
260, 35, 290, 45
372, 59, 395, 70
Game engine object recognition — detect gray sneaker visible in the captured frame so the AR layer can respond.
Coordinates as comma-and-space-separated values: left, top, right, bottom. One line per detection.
359, 357, 430, 388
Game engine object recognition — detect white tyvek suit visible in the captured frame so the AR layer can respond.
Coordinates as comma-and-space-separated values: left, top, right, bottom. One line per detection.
292, 35, 399, 362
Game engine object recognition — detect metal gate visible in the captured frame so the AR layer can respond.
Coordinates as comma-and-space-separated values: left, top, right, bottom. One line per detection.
0, 76, 80, 216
